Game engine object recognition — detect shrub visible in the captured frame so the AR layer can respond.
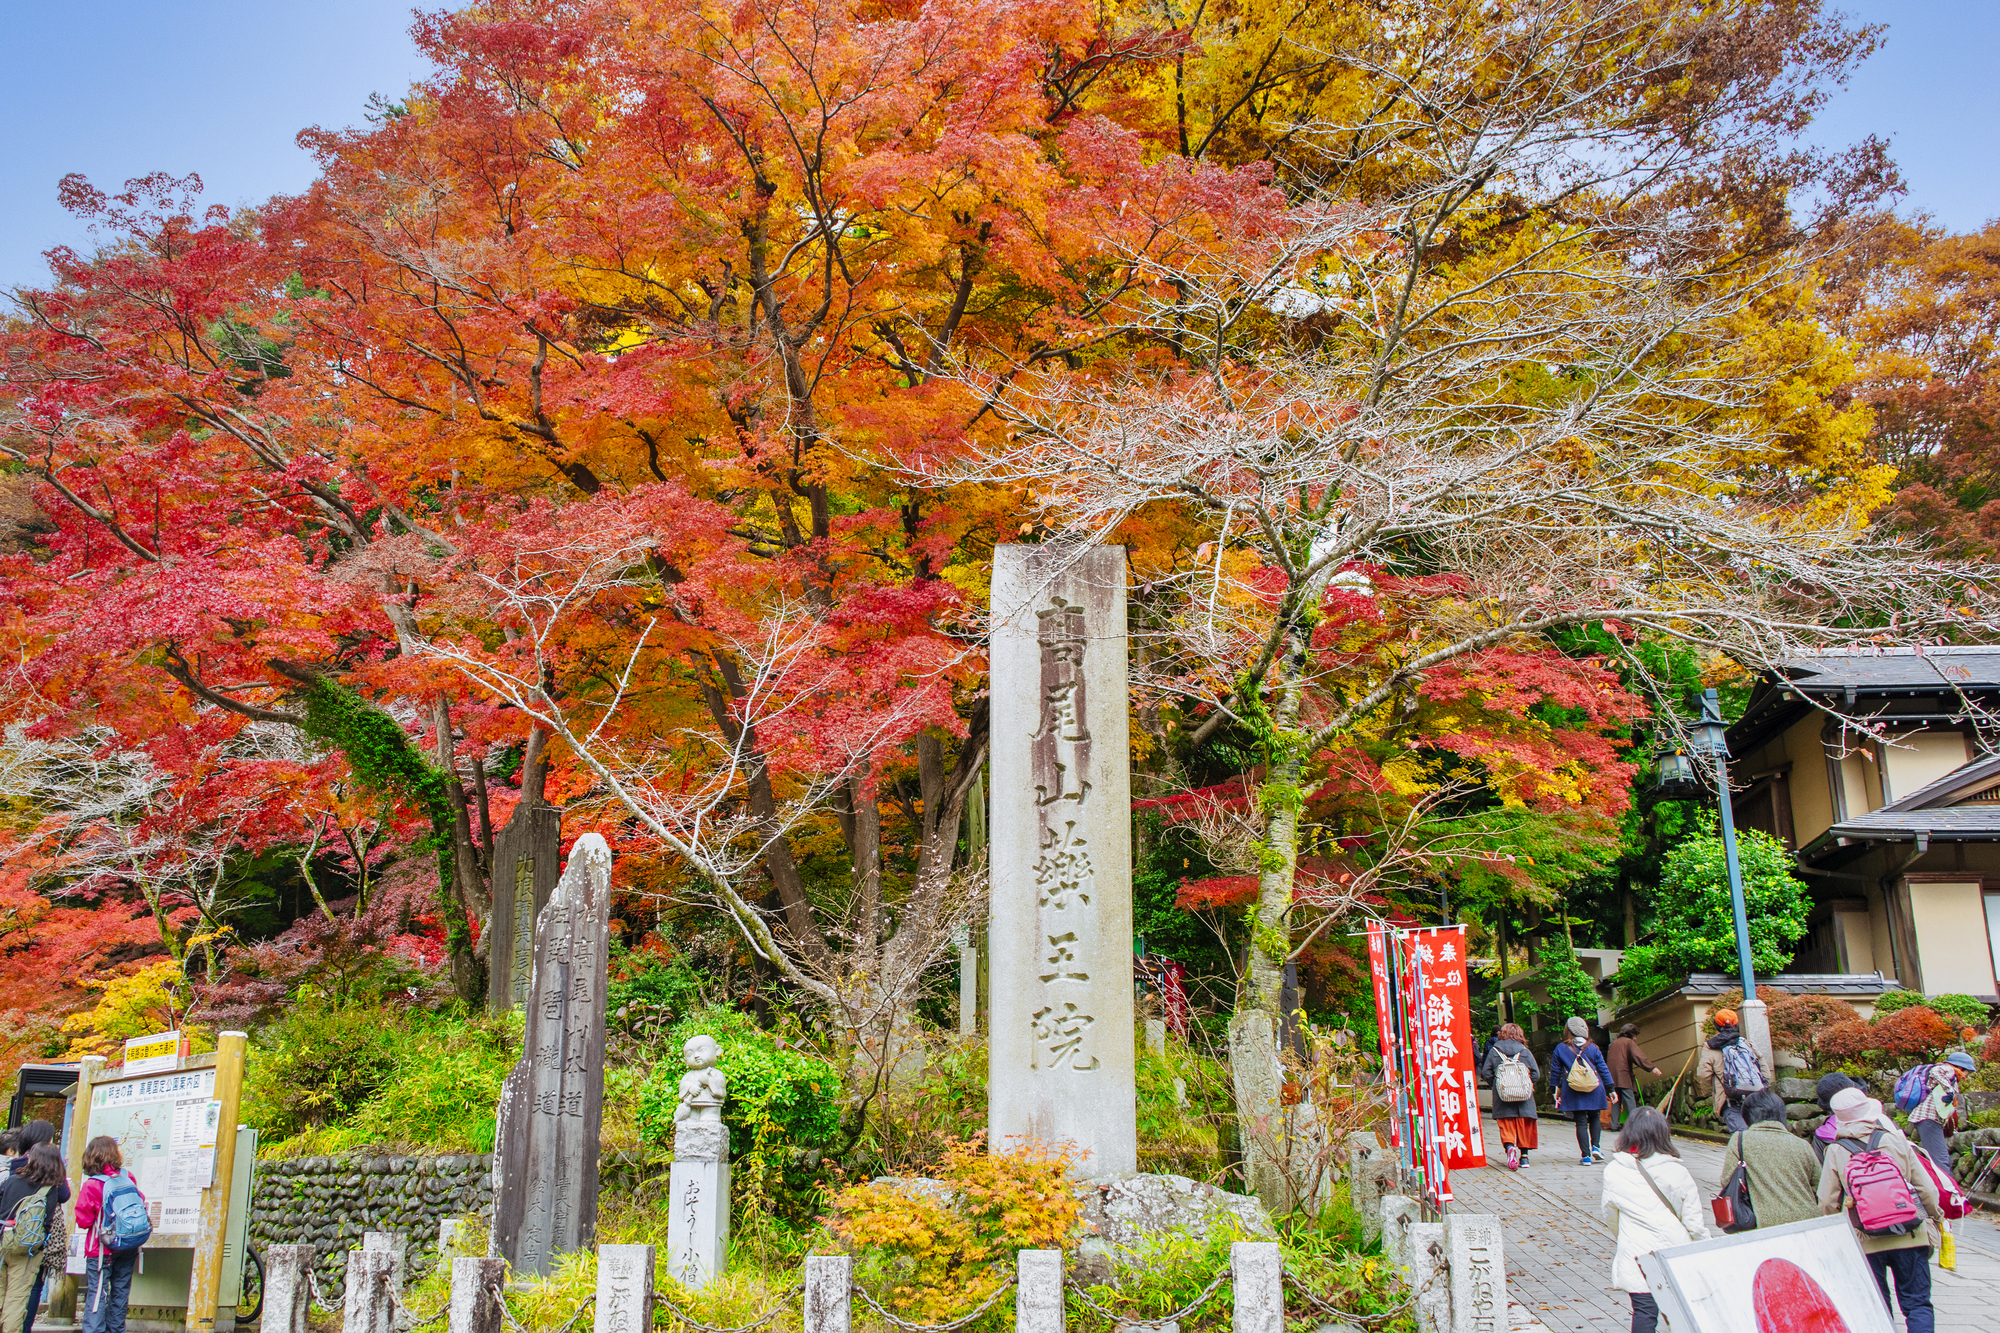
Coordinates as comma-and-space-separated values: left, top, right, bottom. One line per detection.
1697, 986, 1787, 1039
830, 1139, 1080, 1325
1815, 1007, 1957, 1070
1924, 994, 1991, 1031
1766, 993, 1862, 1062
1872, 990, 1928, 1017
1615, 822, 1810, 1003
243, 998, 403, 1139
635, 1006, 843, 1156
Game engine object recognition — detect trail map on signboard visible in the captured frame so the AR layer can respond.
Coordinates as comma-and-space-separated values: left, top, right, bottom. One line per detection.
87, 1067, 219, 1247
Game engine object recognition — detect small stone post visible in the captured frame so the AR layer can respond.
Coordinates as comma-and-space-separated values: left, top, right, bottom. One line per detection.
438, 1219, 463, 1256
363, 1232, 409, 1296
1349, 1148, 1398, 1245
804, 1255, 853, 1333
261, 1244, 313, 1333
1229, 1242, 1282, 1333
1444, 1214, 1504, 1333
666, 1034, 731, 1289
1145, 1018, 1167, 1056
1406, 1223, 1449, 1333
595, 1244, 655, 1333
1016, 1251, 1064, 1333
1379, 1196, 1422, 1273
343, 1249, 397, 1333
449, 1258, 506, 1333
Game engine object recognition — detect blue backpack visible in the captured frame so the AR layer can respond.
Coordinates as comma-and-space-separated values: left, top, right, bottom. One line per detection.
1892, 1066, 1932, 1114
92, 1172, 151, 1253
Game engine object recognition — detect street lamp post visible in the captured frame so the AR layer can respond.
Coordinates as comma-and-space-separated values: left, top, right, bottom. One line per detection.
1665, 688, 1773, 1074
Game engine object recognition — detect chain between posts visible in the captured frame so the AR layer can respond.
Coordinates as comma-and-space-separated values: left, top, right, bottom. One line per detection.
1279, 1271, 1415, 1326
392, 1285, 452, 1331
492, 1287, 596, 1333
654, 1280, 805, 1333
848, 1275, 1016, 1332
1067, 1267, 1232, 1329
306, 1268, 342, 1315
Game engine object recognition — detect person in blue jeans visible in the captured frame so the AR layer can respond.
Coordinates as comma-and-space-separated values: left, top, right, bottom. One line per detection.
73, 1137, 143, 1333
1549, 1016, 1617, 1164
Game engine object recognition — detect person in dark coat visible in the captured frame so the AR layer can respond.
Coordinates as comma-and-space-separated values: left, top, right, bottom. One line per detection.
1479, 1021, 1541, 1170
1607, 1023, 1661, 1129
1550, 1015, 1617, 1165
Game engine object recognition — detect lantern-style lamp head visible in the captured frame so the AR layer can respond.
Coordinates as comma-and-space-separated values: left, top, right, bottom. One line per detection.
1654, 688, 1731, 798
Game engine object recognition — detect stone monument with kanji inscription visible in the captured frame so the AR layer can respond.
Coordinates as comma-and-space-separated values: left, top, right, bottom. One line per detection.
487, 802, 562, 1014
988, 544, 1137, 1175
491, 832, 612, 1278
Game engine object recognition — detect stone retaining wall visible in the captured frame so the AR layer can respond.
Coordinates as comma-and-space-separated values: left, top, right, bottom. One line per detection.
250, 1153, 494, 1297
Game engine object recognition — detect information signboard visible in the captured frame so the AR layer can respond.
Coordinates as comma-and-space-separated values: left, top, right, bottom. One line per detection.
86, 1066, 219, 1247
121, 1031, 182, 1077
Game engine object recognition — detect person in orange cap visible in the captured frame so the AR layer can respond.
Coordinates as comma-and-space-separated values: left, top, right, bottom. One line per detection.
1695, 1008, 1768, 1134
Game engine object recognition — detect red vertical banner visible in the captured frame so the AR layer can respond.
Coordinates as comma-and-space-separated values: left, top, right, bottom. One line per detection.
1410, 926, 1485, 1171
1363, 927, 1402, 1148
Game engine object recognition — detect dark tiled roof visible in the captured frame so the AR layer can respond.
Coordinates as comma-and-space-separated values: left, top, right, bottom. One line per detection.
1827, 804, 2000, 840
1678, 972, 1904, 996
1776, 647, 2000, 691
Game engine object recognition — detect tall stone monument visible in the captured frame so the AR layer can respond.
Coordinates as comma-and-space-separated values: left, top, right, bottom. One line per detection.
491, 832, 613, 1277
487, 803, 563, 1013
989, 544, 1137, 1176
666, 1033, 730, 1289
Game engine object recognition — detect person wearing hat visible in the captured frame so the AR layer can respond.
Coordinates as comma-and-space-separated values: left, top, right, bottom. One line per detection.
1818, 1087, 1944, 1333
1550, 1016, 1617, 1165
1694, 1008, 1766, 1134
1607, 1022, 1661, 1130
1907, 1051, 1978, 1174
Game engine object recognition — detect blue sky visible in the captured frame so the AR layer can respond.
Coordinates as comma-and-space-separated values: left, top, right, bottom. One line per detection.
1, 1, 1996, 291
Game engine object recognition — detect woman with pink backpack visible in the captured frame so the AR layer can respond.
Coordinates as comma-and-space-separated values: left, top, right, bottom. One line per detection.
1818, 1087, 1945, 1333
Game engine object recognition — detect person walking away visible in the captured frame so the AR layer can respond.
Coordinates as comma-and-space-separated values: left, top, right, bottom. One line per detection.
1695, 1009, 1767, 1133
1906, 1052, 1975, 1175
1819, 1088, 1943, 1333
1480, 1022, 1541, 1170
1601, 1107, 1710, 1333
0, 1145, 66, 1333
1719, 1091, 1823, 1228
7, 1121, 64, 1333
1607, 1023, 1662, 1129
1551, 1016, 1617, 1165
74, 1137, 146, 1333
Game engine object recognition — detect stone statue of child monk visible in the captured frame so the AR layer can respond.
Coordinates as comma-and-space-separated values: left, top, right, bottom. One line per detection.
675, 1035, 726, 1124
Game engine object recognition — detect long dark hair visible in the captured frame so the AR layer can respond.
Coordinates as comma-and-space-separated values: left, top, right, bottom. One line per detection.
18, 1143, 63, 1187
17, 1120, 55, 1152
1617, 1106, 1679, 1159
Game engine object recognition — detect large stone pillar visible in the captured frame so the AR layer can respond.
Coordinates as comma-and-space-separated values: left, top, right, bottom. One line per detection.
491, 833, 613, 1277
487, 803, 563, 1013
989, 545, 1137, 1176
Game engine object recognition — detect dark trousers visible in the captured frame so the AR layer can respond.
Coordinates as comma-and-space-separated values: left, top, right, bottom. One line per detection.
1573, 1108, 1603, 1156
1614, 1085, 1638, 1127
81, 1253, 136, 1333
1867, 1247, 1934, 1333
1914, 1119, 1952, 1175
23, 1270, 42, 1333
1720, 1098, 1749, 1134
1629, 1291, 1659, 1333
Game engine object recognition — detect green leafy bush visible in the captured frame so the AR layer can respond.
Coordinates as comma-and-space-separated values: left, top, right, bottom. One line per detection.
246, 1001, 521, 1155
636, 1006, 843, 1156
1875, 990, 1989, 1031
242, 999, 402, 1139
1615, 821, 1811, 1002
1535, 935, 1601, 1026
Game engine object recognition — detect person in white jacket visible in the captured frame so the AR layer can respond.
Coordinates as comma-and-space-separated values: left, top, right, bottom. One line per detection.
1599, 1107, 1711, 1333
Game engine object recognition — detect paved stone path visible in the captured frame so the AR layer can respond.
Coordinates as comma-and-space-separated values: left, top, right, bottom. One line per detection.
1447, 1113, 2000, 1332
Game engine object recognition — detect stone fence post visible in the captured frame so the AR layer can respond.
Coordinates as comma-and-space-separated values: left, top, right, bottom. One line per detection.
1229, 1242, 1281, 1333
1443, 1214, 1505, 1333
1016, 1250, 1063, 1333
449, 1258, 507, 1333
262, 1244, 313, 1333
343, 1248, 397, 1333
596, 1244, 656, 1333
804, 1255, 853, 1333
363, 1232, 409, 1295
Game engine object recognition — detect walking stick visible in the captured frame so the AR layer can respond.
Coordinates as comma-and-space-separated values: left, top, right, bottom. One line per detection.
1656, 1045, 1701, 1117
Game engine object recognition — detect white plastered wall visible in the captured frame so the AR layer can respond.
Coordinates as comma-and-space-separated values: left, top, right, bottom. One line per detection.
1881, 731, 1972, 804
1907, 879, 1998, 997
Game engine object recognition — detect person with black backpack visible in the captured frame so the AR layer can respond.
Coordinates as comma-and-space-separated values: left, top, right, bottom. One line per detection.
0, 1145, 67, 1333
1693, 1009, 1767, 1133
74, 1137, 148, 1333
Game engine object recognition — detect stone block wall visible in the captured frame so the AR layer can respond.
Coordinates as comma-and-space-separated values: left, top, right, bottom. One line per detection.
250, 1153, 494, 1297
